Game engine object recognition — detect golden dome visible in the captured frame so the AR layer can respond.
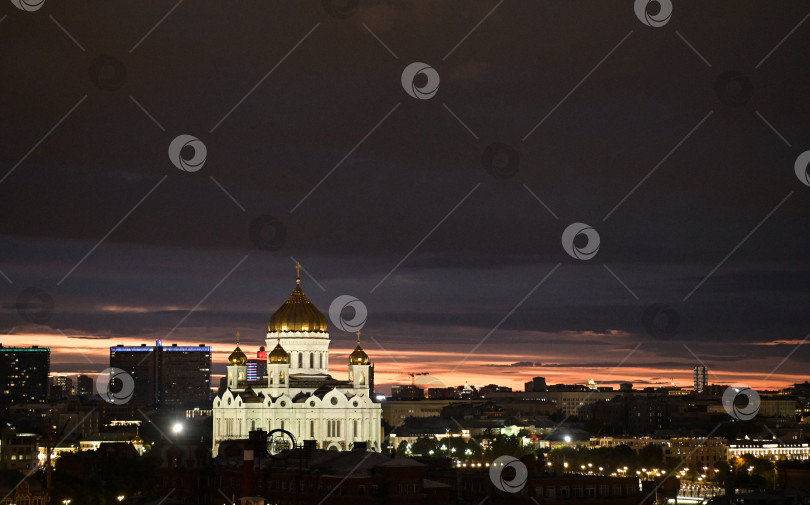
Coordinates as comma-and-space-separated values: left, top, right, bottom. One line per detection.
349, 344, 369, 365
267, 267, 328, 333
349, 331, 369, 365
268, 340, 289, 364
228, 346, 247, 366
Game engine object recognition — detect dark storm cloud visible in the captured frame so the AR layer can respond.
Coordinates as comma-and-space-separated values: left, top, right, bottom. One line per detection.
1, 1, 809, 383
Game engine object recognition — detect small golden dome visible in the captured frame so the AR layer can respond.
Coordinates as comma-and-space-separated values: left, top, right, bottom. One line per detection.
349, 331, 369, 365
268, 340, 289, 364
349, 344, 369, 365
228, 346, 247, 366
267, 267, 328, 333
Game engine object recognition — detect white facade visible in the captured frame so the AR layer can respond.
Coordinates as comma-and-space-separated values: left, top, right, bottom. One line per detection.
212, 279, 381, 456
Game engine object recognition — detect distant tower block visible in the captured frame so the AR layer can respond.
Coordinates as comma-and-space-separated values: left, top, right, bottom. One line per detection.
693, 366, 708, 394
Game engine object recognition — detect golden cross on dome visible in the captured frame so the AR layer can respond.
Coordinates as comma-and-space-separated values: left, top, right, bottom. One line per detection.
295, 261, 301, 283
236, 331, 240, 345
356, 330, 361, 344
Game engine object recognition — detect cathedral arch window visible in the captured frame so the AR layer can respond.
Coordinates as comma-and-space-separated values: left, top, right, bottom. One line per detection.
310, 420, 315, 438
360, 372, 366, 385
310, 353, 314, 368
298, 353, 303, 368
319, 353, 322, 368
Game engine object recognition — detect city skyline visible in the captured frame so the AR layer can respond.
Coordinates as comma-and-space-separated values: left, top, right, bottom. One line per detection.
3, 1, 810, 403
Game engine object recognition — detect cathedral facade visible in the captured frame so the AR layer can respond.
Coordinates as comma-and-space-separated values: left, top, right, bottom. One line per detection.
211, 270, 382, 455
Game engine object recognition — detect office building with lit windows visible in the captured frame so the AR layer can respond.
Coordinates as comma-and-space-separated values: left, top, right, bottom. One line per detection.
0, 345, 50, 404
110, 341, 212, 407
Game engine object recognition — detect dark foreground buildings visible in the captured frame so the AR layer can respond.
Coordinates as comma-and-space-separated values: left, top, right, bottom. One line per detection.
156, 432, 654, 505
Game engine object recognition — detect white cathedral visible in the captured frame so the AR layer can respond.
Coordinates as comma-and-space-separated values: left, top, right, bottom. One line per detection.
212, 268, 382, 455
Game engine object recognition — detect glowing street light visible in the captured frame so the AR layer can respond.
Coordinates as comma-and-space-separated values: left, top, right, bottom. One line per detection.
117, 497, 125, 503
172, 422, 183, 434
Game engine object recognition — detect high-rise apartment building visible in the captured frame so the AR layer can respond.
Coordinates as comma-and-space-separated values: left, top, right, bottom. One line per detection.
110, 341, 211, 407
0, 345, 50, 404
693, 365, 708, 394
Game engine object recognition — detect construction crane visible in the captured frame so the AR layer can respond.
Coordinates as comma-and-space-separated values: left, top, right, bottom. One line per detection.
407, 372, 429, 385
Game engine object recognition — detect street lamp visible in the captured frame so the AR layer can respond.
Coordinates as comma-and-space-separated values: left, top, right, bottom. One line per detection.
117, 496, 125, 503
172, 422, 183, 434
62, 500, 71, 505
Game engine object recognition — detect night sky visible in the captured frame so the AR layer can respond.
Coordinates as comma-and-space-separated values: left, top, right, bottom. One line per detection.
2, 1, 809, 394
